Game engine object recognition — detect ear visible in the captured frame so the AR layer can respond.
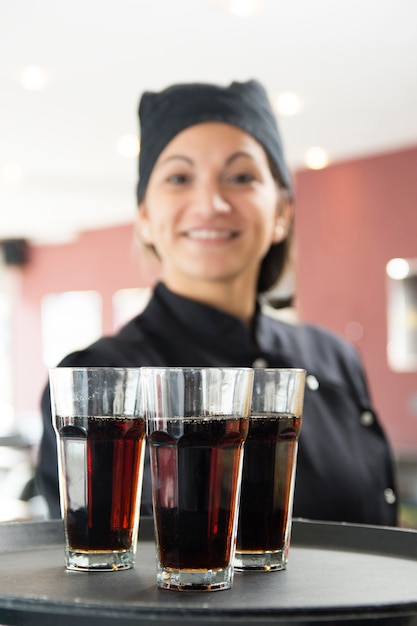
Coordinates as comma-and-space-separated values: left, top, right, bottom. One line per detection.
272, 196, 293, 244
136, 202, 154, 246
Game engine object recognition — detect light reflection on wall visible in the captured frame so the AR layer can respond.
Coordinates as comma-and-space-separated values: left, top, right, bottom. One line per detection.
387, 258, 417, 372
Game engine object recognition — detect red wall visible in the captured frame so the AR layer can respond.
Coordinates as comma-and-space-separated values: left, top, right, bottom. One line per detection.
294, 145, 417, 453
10, 144, 417, 455
11, 225, 161, 417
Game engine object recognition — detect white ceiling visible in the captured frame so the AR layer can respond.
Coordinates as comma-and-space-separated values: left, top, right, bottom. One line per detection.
1, 0, 417, 245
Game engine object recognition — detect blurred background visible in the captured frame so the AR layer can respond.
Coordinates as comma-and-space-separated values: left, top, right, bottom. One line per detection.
1, 0, 417, 525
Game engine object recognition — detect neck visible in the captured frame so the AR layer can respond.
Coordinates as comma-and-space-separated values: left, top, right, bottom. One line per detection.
163, 277, 257, 325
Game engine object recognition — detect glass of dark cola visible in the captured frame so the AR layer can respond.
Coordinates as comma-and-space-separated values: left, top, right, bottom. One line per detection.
142, 367, 254, 591
234, 368, 306, 571
50, 367, 146, 571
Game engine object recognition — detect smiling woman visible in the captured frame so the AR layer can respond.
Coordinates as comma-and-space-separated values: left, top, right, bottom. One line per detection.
137, 121, 290, 322
36, 79, 398, 529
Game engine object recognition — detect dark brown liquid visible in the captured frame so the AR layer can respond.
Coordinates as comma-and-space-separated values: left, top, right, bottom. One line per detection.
148, 416, 247, 570
56, 416, 146, 551
236, 413, 301, 553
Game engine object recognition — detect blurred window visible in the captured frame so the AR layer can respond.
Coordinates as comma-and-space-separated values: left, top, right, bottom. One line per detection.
0, 289, 13, 436
387, 258, 417, 372
41, 290, 102, 367
112, 287, 151, 331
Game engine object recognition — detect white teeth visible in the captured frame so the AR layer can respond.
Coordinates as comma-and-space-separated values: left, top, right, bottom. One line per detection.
187, 230, 233, 239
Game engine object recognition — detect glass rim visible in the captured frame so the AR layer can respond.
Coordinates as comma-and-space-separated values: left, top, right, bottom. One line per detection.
252, 367, 306, 374
49, 366, 141, 373
140, 366, 254, 372
140, 367, 306, 373
49, 366, 306, 374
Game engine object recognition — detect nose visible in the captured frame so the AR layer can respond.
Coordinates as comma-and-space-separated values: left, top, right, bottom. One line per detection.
212, 191, 231, 213
194, 180, 231, 215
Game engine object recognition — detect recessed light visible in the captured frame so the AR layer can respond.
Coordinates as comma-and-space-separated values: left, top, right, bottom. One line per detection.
116, 134, 140, 159
226, 0, 263, 17
386, 258, 410, 280
304, 146, 329, 170
19, 65, 49, 91
0, 161, 23, 185
273, 92, 302, 116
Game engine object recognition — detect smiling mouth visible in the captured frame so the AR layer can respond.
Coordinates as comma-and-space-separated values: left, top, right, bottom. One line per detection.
185, 229, 238, 240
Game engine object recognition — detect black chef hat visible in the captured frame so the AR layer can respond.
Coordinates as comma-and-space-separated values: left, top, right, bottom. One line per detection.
136, 79, 293, 203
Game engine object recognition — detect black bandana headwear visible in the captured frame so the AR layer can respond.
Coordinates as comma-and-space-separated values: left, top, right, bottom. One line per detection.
136, 79, 293, 203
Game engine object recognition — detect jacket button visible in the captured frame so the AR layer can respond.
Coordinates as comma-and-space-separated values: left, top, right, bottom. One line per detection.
359, 410, 374, 426
252, 358, 268, 368
306, 374, 319, 390
384, 488, 397, 504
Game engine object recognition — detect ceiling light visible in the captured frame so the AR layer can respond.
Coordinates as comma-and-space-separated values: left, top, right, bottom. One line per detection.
386, 258, 410, 280
19, 65, 49, 91
273, 92, 302, 116
304, 146, 329, 170
116, 134, 140, 159
0, 161, 23, 186
228, 0, 262, 17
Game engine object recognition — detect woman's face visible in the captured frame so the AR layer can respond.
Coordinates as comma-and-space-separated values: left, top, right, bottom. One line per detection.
137, 121, 289, 295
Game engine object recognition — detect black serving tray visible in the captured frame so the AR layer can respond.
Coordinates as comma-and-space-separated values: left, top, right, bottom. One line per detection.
1, 517, 417, 625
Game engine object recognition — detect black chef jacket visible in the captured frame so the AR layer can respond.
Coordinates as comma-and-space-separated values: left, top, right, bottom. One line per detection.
36, 282, 398, 526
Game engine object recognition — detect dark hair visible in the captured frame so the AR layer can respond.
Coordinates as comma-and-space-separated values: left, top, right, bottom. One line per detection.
257, 235, 293, 294
257, 187, 294, 294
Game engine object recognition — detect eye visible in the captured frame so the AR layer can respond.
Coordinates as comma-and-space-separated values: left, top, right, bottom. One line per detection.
227, 172, 256, 184
166, 173, 191, 185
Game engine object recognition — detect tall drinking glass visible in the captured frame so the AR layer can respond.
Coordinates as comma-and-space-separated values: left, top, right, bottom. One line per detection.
235, 368, 306, 571
50, 367, 146, 571
142, 367, 253, 591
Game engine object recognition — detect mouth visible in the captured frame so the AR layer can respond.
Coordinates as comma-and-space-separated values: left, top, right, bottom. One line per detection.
184, 229, 238, 240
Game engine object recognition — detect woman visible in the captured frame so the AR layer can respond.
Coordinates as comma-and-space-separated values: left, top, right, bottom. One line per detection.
36, 79, 397, 525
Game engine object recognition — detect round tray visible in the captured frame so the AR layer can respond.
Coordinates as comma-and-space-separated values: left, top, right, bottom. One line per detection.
1, 517, 417, 625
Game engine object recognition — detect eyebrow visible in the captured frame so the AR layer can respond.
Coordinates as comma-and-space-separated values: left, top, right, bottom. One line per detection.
226, 151, 255, 165
157, 155, 193, 167
158, 150, 255, 168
